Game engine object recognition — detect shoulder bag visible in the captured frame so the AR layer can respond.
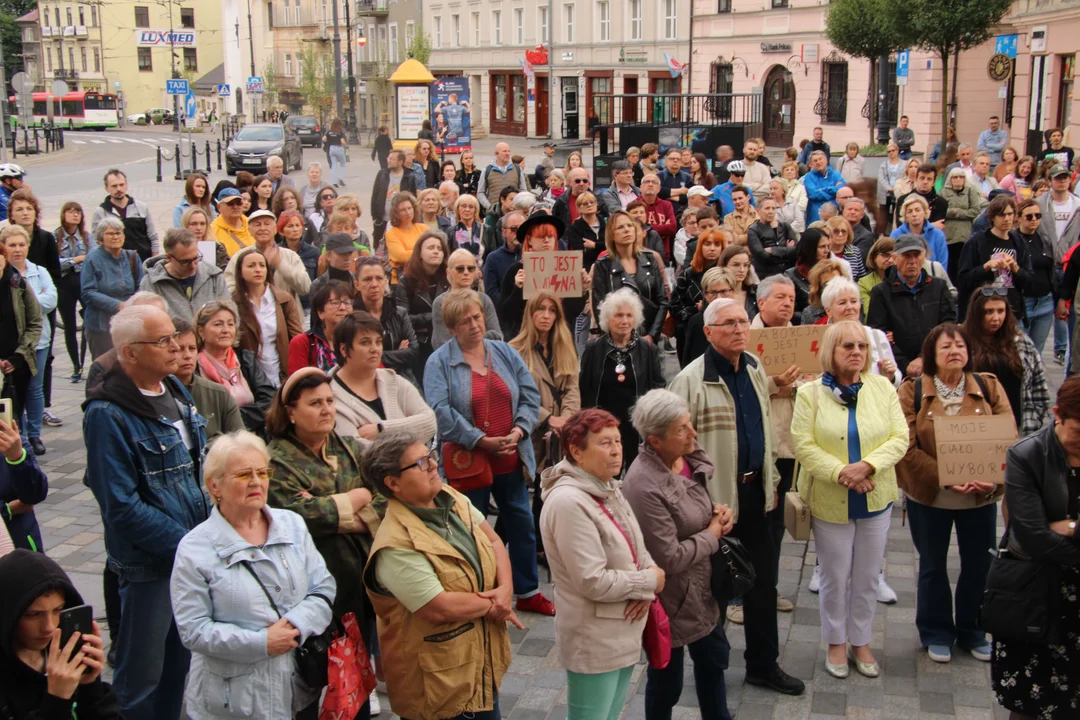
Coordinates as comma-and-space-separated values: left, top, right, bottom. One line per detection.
242, 561, 337, 689
710, 536, 756, 608
442, 350, 494, 492
980, 531, 1060, 646
785, 383, 817, 541
592, 496, 671, 670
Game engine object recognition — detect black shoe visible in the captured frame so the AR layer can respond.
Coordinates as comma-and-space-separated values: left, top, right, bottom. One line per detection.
745, 665, 805, 695
30, 438, 46, 456
107, 645, 117, 668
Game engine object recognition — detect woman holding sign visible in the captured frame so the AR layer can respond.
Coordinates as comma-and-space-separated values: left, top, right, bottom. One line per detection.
896, 323, 1011, 665
591, 210, 668, 345
961, 287, 1051, 437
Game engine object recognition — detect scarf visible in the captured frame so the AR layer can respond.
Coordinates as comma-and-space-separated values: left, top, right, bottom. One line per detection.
198, 348, 255, 406
821, 372, 862, 408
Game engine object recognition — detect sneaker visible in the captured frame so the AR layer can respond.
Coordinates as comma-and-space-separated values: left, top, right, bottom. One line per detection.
1055, 350, 1066, 366
29, 438, 46, 456
967, 641, 992, 662
661, 337, 677, 354
369, 689, 381, 715
745, 665, 806, 696
726, 605, 744, 624
106, 644, 117, 668
43, 411, 62, 428
876, 572, 898, 604
927, 644, 952, 663
776, 595, 794, 612
70, 369, 82, 383
516, 592, 556, 616
808, 564, 821, 593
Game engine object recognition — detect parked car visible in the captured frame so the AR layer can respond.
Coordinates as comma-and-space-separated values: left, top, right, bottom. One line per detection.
286, 115, 322, 148
225, 123, 303, 175
127, 108, 173, 125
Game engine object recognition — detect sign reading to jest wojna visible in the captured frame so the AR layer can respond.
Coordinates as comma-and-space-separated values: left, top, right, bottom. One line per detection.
523, 252, 583, 299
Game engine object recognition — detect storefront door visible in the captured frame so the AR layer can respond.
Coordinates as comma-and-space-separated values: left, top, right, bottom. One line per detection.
764, 67, 795, 147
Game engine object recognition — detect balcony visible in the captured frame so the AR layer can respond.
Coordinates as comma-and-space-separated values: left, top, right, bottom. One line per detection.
53, 68, 78, 80
356, 0, 389, 16
357, 60, 388, 77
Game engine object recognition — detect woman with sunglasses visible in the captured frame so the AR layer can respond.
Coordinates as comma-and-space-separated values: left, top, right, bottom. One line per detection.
431, 248, 501, 349
394, 230, 450, 381
962, 286, 1050, 437
563, 191, 605, 270
1013, 199, 1056, 352
956, 195, 1033, 321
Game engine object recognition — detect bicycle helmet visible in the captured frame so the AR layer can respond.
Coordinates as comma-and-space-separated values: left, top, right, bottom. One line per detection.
0, 163, 26, 179
726, 160, 746, 174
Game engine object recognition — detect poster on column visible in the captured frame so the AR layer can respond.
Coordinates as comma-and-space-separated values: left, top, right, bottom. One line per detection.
430, 77, 472, 153
396, 85, 430, 141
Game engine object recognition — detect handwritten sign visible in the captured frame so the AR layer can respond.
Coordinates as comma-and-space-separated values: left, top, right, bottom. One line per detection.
523, 251, 583, 299
748, 325, 827, 376
934, 415, 1018, 485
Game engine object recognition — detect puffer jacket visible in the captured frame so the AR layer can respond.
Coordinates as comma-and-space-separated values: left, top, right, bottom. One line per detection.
623, 445, 719, 648
171, 507, 336, 720
940, 182, 983, 246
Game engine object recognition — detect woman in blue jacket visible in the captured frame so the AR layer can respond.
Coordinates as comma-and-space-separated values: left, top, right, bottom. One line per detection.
81, 215, 143, 360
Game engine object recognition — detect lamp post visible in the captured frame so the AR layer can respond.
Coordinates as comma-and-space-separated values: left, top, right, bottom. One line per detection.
331, 0, 343, 122
345, 0, 357, 140
357, 31, 368, 133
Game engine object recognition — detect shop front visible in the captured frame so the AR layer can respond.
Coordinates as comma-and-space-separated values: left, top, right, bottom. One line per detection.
489, 70, 526, 136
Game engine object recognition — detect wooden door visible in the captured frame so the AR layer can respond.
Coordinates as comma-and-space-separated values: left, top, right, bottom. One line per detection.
763, 67, 795, 146
623, 76, 638, 123
535, 76, 549, 137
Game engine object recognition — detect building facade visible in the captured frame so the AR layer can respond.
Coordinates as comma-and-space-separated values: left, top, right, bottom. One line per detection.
33, 1, 108, 96
353, 0, 422, 132
423, 0, 691, 139
16, 10, 42, 90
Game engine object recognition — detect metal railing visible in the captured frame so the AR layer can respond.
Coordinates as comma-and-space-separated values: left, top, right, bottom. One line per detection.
589, 92, 763, 132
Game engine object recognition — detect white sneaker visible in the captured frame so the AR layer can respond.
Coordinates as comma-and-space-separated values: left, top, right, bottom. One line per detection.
369, 689, 381, 716
876, 572, 898, 604
808, 564, 821, 593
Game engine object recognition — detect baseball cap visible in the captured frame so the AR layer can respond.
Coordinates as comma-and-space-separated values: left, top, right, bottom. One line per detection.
687, 185, 711, 198
1049, 164, 1070, 179
216, 187, 243, 203
543, 141, 557, 149
324, 232, 357, 254
248, 209, 276, 222
893, 234, 926, 254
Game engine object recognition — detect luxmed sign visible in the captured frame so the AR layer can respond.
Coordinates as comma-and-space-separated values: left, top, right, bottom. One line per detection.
135, 30, 197, 47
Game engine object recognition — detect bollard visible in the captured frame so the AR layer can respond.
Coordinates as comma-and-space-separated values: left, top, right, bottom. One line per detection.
156, 146, 163, 182
205, 141, 211, 174
174, 143, 182, 181
216, 140, 222, 170
58, 128, 63, 150
190, 141, 196, 174
33, 129, 39, 154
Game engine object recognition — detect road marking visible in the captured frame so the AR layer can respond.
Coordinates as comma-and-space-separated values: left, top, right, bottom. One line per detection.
90, 140, 105, 144
107, 139, 124, 144
72, 140, 86, 145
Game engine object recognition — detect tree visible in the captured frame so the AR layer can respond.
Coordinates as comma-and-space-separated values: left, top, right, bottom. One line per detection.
0, 0, 36, 82
906, 0, 1012, 144
825, 0, 913, 143
296, 45, 332, 121
405, 29, 433, 66
262, 59, 280, 109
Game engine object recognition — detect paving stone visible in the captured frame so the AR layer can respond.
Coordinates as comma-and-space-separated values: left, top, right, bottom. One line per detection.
733, 701, 774, 719
810, 691, 846, 716
530, 668, 566, 690
518, 638, 555, 657
516, 686, 559, 711
952, 685, 992, 708
509, 709, 548, 720
919, 690, 954, 715
846, 685, 884, 709
500, 673, 530, 696
546, 704, 567, 720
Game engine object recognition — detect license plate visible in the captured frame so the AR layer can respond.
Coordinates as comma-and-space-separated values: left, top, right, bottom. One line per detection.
243, 158, 262, 164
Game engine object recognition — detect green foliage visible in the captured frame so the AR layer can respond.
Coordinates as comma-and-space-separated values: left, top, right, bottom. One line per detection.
859, 144, 890, 157
296, 45, 333, 120
825, 0, 912, 62
405, 29, 432, 66
261, 59, 279, 108
0, 0, 35, 82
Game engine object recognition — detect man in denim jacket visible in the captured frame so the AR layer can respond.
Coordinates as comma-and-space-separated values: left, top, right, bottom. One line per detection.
82, 305, 209, 720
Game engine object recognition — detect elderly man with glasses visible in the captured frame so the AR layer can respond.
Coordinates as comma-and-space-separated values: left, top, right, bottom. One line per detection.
669, 297, 805, 698
553, 167, 592, 231
139, 227, 227, 321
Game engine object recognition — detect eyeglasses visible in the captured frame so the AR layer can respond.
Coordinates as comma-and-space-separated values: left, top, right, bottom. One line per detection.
453, 264, 478, 273
325, 299, 352, 308
840, 342, 870, 352
708, 319, 751, 331
230, 467, 275, 482
505, 225, 522, 234
399, 448, 440, 473
168, 251, 203, 267
131, 331, 183, 348
980, 287, 1009, 297
572, 179, 590, 184
102, 230, 125, 238
320, 193, 337, 201
1023, 213, 1042, 220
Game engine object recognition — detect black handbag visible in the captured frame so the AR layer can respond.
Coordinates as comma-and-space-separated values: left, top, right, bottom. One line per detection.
980, 536, 1060, 646
710, 537, 756, 608
242, 562, 337, 688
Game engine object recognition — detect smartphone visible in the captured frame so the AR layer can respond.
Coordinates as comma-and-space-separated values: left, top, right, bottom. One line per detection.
0, 398, 10, 428
59, 604, 93, 654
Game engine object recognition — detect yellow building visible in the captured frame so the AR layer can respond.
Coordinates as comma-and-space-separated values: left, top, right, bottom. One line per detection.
97, 0, 225, 121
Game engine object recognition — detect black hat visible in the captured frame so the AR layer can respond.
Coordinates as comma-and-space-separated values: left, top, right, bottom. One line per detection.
516, 213, 566, 244
323, 232, 357, 254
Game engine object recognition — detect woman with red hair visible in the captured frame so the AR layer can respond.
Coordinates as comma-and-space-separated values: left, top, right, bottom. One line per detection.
275, 209, 319, 303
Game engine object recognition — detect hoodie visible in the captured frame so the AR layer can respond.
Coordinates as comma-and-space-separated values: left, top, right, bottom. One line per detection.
538, 460, 658, 674
0, 550, 121, 719
139, 254, 228, 322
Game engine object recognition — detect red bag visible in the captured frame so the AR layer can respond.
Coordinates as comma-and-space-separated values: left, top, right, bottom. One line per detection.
442, 351, 495, 492
592, 498, 672, 670
319, 612, 377, 720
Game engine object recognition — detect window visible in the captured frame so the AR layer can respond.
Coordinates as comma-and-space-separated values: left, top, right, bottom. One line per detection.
93, 47, 100, 72
709, 61, 734, 119
405, 22, 414, 52
433, 16, 442, 47
91, 6, 96, 26
80, 46, 86, 71
46, 48, 52, 73
68, 47, 74, 70
664, 0, 677, 39
514, 8, 523, 45
66, 7, 72, 25
451, 14, 460, 46
597, 1, 609, 41
134, 6, 149, 27
629, 0, 641, 39
491, 10, 501, 46
472, 12, 480, 46
281, 0, 289, 25
138, 47, 152, 71
321, 0, 327, 23
717, 0, 731, 12
78, 6, 84, 25
54, 8, 60, 26
564, 3, 574, 43
772, 0, 788, 6
378, 24, 387, 61
183, 47, 197, 72
284, 52, 292, 76
539, 6, 549, 43
389, 24, 398, 61
181, 8, 194, 28
267, 1, 273, 29
820, 60, 848, 123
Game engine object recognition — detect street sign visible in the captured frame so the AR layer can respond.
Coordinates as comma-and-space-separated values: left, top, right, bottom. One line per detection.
114, 81, 121, 89
896, 49, 910, 86
185, 90, 197, 119
995, 34, 1019, 59
216, 84, 230, 97
246, 76, 264, 95
50, 80, 69, 97
166, 79, 189, 95
10, 72, 31, 94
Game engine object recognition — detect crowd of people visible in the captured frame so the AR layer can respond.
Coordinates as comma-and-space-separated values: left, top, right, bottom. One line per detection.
0, 115, 1078, 720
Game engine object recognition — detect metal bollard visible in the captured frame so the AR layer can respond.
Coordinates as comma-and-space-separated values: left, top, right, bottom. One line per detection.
205, 141, 211, 174
33, 129, 39, 154
58, 128, 63, 150
216, 140, 222, 170
174, 143, 182, 180
156, 146, 163, 183
190, 141, 196, 174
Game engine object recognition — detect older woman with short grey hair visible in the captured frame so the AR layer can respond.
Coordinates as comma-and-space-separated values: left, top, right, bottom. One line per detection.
170, 430, 337, 719
821, 277, 902, 387
82, 213, 143, 359
579, 287, 665, 470
623, 388, 735, 719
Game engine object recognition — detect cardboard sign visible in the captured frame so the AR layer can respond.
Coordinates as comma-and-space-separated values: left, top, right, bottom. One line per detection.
933, 415, 1018, 485
523, 251, 583, 299
748, 325, 827, 376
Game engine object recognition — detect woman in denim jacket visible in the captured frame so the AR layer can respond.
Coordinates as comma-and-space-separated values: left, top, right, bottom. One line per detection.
171, 430, 336, 720
81, 216, 143, 360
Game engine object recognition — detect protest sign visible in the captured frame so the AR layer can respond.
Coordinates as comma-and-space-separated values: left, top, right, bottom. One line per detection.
523, 251, 583, 299
748, 325, 827, 376
934, 415, 1017, 485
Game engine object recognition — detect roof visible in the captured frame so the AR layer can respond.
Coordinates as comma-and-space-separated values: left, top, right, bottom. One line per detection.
16, 9, 39, 23
389, 59, 434, 84
193, 63, 225, 94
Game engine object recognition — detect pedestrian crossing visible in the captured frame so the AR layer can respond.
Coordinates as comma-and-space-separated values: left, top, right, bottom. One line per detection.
70, 135, 181, 146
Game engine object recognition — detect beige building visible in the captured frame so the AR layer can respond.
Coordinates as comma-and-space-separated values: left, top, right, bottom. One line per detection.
423, 0, 691, 138
32, 1, 109, 95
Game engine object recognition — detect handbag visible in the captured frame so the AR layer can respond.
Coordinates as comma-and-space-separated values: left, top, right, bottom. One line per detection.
710, 537, 757, 608
592, 497, 671, 670
980, 534, 1060, 646
786, 384, 817, 541
320, 612, 377, 720
442, 351, 494, 491
242, 562, 337, 689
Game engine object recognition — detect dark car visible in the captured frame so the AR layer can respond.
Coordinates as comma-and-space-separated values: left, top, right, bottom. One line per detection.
225, 123, 303, 175
286, 115, 322, 147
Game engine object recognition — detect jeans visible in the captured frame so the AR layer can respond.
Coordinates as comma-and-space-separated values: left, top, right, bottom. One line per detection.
906, 499, 997, 649
21, 346, 48, 440
645, 625, 732, 720
1055, 267, 1070, 356
1024, 295, 1054, 355
112, 576, 191, 720
329, 145, 347, 185
463, 466, 539, 597
727, 480, 778, 675
566, 666, 634, 720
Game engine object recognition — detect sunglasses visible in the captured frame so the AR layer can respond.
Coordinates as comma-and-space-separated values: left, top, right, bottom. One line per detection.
453, 264, 477, 273
980, 287, 1009, 297
230, 468, 275, 482
840, 342, 870, 352
321, 193, 338, 201
572, 179, 590, 184
1022, 213, 1042, 220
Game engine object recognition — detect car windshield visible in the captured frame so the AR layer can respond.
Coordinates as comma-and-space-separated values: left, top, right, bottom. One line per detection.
235, 126, 283, 142
290, 118, 317, 127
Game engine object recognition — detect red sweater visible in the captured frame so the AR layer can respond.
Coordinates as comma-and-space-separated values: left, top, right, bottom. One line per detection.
642, 196, 677, 244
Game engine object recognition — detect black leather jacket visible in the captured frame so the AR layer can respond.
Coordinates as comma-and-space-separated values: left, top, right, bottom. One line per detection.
591, 251, 669, 342
352, 296, 419, 384
1005, 423, 1080, 566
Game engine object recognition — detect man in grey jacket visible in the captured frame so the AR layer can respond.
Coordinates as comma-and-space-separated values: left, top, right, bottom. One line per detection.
1042, 165, 1080, 263
599, 160, 641, 218
90, 169, 161, 262
139, 228, 227, 322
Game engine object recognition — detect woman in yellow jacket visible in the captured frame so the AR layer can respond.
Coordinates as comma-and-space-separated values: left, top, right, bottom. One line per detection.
791, 320, 908, 681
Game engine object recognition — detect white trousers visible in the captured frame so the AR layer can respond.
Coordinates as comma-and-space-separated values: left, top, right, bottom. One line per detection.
812, 511, 891, 647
